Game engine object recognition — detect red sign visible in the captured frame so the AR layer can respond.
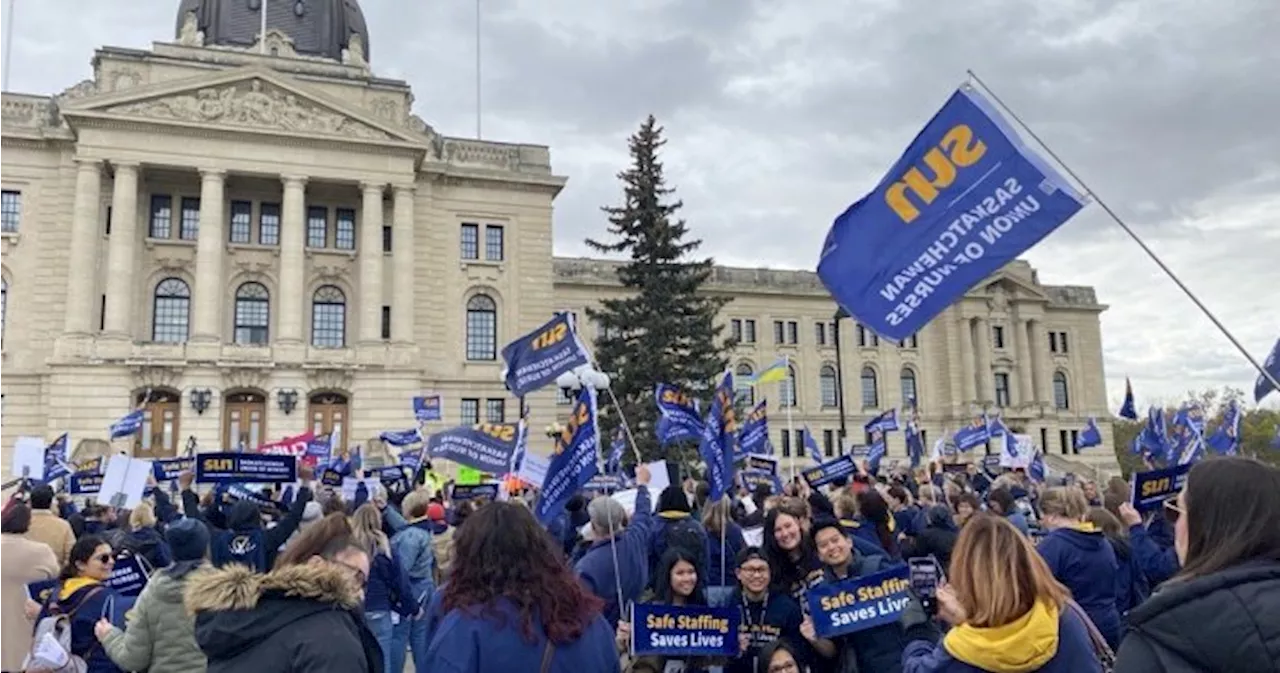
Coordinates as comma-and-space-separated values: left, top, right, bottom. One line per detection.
257, 431, 317, 465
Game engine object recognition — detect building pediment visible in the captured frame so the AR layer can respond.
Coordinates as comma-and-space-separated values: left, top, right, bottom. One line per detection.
970, 271, 1051, 305
60, 66, 426, 148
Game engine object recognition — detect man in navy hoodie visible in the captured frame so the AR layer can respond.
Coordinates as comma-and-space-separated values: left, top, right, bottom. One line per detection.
574, 464, 656, 628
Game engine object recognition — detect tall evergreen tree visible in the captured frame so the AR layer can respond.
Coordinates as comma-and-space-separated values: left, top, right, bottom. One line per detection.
586, 115, 734, 466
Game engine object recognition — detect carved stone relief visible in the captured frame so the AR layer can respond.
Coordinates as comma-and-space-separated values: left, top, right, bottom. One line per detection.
307, 367, 354, 392
222, 366, 271, 391
178, 11, 205, 47
105, 79, 394, 141
131, 365, 183, 391
105, 67, 145, 93
342, 33, 367, 67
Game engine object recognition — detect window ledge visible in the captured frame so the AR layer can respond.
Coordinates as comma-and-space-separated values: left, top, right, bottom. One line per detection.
144, 238, 197, 250
459, 259, 505, 270
305, 247, 358, 258
227, 243, 281, 256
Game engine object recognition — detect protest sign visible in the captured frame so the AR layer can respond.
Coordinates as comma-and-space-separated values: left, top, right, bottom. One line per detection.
630, 603, 741, 657
414, 394, 444, 422
12, 437, 46, 481
195, 453, 297, 484
451, 482, 501, 502
152, 457, 195, 482
802, 455, 857, 488
805, 564, 912, 638
97, 455, 152, 509
68, 471, 104, 495
1131, 462, 1192, 512
427, 423, 524, 475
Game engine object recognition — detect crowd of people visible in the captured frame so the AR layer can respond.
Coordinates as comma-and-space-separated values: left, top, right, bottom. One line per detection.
2, 453, 1277, 672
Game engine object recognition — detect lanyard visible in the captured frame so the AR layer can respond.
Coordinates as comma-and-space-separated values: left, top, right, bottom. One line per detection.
740, 593, 770, 630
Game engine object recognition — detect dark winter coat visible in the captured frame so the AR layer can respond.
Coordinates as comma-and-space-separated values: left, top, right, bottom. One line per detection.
185, 562, 383, 673
183, 486, 311, 571
1037, 524, 1122, 648
574, 486, 656, 628
1115, 561, 1280, 673
121, 526, 173, 571
36, 580, 125, 673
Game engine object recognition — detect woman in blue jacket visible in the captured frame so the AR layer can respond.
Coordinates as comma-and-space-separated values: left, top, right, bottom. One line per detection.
422, 501, 619, 673
1036, 486, 1122, 649
34, 535, 125, 673
901, 514, 1102, 672
702, 498, 746, 606
351, 503, 415, 673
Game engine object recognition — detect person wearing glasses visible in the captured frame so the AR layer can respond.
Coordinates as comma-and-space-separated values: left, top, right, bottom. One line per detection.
726, 547, 813, 673
31, 535, 126, 673
1114, 457, 1280, 673
185, 513, 383, 673
755, 639, 803, 673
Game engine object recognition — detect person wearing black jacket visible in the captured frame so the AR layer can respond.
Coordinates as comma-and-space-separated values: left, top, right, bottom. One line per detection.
1115, 457, 1280, 673
177, 470, 312, 572
900, 505, 958, 571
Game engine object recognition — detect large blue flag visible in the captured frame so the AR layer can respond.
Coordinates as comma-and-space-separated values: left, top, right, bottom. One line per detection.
1205, 400, 1240, 456
43, 433, 70, 481
379, 428, 423, 447
737, 401, 770, 456
655, 384, 704, 446
427, 422, 527, 475
1254, 338, 1280, 403
953, 413, 990, 452
501, 312, 591, 397
864, 409, 900, 434
817, 85, 1087, 340
1075, 417, 1103, 450
699, 372, 737, 500
110, 409, 144, 440
535, 387, 601, 524
1119, 377, 1138, 420
866, 432, 887, 474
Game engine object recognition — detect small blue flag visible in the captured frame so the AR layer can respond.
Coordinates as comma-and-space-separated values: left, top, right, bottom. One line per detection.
1119, 377, 1138, 420
109, 410, 144, 440
802, 425, 823, 463
1075, 417, 1103, 450
1253, 338, 1280, 403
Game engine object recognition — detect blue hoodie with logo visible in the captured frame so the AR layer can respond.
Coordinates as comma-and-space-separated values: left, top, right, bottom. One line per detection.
1037, 524, 1122, 648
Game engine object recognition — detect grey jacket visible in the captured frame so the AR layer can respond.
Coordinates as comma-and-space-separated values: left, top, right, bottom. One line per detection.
101, 567, 207, 673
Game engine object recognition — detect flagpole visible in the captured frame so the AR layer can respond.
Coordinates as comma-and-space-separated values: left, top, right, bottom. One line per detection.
259, 0, 267, 54
785, 354, 795, 484
3, 0, 16, 91
966, 69, 1280, 395
475, 0, 482, 139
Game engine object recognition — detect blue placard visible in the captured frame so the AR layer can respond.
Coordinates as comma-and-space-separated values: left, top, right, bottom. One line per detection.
450, 483, 500, 502
68, 471, 104, 495
195, 453, 297, 484
152, 457, 195, 482
805, 564, 912, 638
817, 85, 1087, 340
1131, 462, 1192, 512
584, 474, 625, 492
739, 469, 783, 495
27, 551, 151, 602
744, 454, 778, 475
501, 313, 590, 397
367, 465, 408, 484
319, 468, 345, 487
413, 394, 443, 422
630, 603, 741, 657
427, 423, 525, 475
802, 455, 857, 488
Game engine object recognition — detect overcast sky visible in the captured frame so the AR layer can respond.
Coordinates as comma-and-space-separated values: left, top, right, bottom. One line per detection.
4, 0, 1277, 410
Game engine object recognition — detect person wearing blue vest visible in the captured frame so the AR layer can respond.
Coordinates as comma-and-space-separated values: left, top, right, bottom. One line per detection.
178, 469, 313, 572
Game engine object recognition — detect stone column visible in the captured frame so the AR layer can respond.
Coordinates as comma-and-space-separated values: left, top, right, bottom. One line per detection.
277, 175, 308, 344
391, 184, 416, 343
64, 159, 103, 335
943, 315, 962, 412
192, 168, 226, 341
974, 317, 994, 403
358, 181, 384, 343
1015, 317, 1036, 405
1030, 320, 1053, 404
958, 316, 976, 404
103, 162, 140, 337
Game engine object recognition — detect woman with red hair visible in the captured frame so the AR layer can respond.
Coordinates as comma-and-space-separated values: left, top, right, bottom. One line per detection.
420, 500, 620, 672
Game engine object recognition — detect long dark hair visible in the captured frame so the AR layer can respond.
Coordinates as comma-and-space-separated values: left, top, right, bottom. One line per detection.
762, 508, 817, 594
1179, 457, 1280, 579
1, 504, 32, 534
442, 501, 603, 644
755, 638, 802, 673
653, 547, 707, 606
60, 535, 109, 581
857, 490, 899, 558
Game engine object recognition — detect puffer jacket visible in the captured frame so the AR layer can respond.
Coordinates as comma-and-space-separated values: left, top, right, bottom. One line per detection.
1114, 561, 1280, 673
101, 566, 207, 673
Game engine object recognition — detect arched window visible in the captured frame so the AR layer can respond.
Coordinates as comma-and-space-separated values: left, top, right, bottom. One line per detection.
735, 363, 755, 405
136, 389, 181, 459
1053, 371, 1070, 410
311, 285, 346, 347
310, 391, 349, 452
223, 391, 267, 451
819, 365, 839, 408
234, 282, 270, 345
900, 368, 918, 407
860, 366, 879, 409
152, 278, 191, 343
466, 294, 497, 360
781, 366, 798, 407
1, 278, 7, 345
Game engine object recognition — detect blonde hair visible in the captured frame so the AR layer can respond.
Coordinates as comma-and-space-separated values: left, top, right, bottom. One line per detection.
832, 491, 859, 520
1040, 486, 1089, 520
949, 513, 1070, 627
402, 490, 433, 520
349, 504, 390, 557
129, 502, 156, 530
701, 498, 731, 535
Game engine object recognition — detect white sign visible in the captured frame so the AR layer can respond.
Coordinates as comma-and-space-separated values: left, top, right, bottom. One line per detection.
516, 452, 550, 489
12, 437, 46, 480
97, 455, 153, 509
999, 434, 1036, 470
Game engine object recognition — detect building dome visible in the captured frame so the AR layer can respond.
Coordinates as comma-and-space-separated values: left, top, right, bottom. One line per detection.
175, 0, 370, 63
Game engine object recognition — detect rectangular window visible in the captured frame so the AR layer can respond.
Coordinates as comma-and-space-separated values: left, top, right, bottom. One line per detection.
381, 305, 391, 340
815, 322, 827, 346
795, 430, 805, 455
773, 320, 784, 344
149, 195, 172, 238
1070, 430, 1080, 456
99, 294, 106, 331
105, 206, 112, 235
1041, 428, 1049, 455
787, 321, 798, 344
823, 429, 835, 457
744, 320, 756, 343
334, 208, 356, 250
857, 324, 880, 347
1058, 332, 1069, 353
306, 206, 328, 248
461, 398, 480, 426
460, 223, 479, 260
992, 325, 1006, 349
228, 200, 252, 243
899, 334, 918, 348
180, 197, 200, 240
259, 202, 280, 245
731, 319, 742, 342
485, 399, 505, 423
382, 225, 392, 253
994, 373, 1011, 407
0, 190, 21, 232
485, 224, 504, 261
1060, 429, 1069, 456
780, 431, 792, 458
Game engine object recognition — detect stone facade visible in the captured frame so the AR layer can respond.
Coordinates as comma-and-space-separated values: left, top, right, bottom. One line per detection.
554, 258, 1117, 477
0, 36, 1117, 479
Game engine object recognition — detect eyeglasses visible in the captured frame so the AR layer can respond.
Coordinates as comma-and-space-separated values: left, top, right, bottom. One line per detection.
1164, 500, 1184, 516
768, 660, 799, 673
94, 554, 114, 564
739, 565, 770, 576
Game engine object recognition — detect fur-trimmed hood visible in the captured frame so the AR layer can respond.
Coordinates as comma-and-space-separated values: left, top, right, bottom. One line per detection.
185, 562, 363, 614
184, 562, 369, 667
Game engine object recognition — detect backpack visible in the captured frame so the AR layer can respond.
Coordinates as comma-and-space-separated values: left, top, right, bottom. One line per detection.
24, 586, 109, 673
211, 528, 268, 571
662, 518, 708, 575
